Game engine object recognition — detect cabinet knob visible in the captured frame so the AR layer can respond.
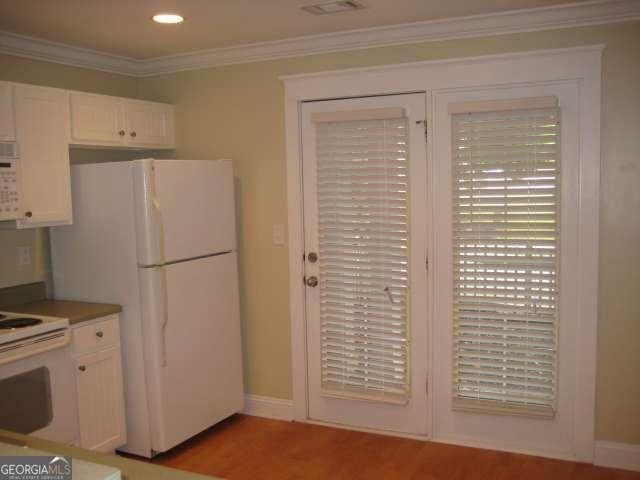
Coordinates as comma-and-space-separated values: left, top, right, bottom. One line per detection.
96, 331, 104, 338
78, 365, 86, 372
118, 130, 125, 137
24, 211, 32, 218
130, 131, 137, 138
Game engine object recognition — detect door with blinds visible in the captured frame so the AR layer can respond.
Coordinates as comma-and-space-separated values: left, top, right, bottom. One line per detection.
301, 94, 428, 434
431, 85, 582, 455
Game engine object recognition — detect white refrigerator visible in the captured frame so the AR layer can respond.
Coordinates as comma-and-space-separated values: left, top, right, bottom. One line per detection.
50, 159, 244, 457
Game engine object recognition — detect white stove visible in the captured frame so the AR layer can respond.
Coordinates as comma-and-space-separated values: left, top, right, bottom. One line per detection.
0, 312, 69, 365
0, 311, 77, 445
0, 311, 69, 345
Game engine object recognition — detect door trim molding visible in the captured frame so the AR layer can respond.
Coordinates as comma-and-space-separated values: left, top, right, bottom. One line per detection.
283, 44, 601, 462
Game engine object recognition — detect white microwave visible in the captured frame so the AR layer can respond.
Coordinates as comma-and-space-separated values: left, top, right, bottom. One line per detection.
0, 141, 21, 221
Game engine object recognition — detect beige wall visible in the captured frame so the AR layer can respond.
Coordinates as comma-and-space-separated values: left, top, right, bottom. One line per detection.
0, 20, 638, 444
0, 54, 140, 290
0, 53, 138, 96
138, 21, 640, 444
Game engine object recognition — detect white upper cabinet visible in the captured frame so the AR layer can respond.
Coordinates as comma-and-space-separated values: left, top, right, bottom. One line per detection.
70, 92, 175, 149
125, 99, 175, 148
70, 92, 126, 147
14, 84, 72, 228
0, 83, 175, 228
0, 82, 16, 141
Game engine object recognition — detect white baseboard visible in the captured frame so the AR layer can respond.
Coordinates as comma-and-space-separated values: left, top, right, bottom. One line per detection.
595, 441, 640, 472
432, 434, 576, 462
242, 394, 294, 421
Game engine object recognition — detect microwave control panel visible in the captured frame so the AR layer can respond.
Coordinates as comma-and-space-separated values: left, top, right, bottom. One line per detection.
0, 142, 21, 221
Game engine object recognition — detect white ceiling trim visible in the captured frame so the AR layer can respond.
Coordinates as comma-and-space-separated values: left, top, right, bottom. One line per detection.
0, 0, 638, 77
0, 31, 139, 76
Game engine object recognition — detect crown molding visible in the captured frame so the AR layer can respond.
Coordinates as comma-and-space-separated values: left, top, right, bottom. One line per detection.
0, 0, 638, 77
0, 31, 139, 76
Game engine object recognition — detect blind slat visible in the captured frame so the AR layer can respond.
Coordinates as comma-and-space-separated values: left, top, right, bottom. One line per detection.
316, 116, 411, 402
451, 105, 560, 415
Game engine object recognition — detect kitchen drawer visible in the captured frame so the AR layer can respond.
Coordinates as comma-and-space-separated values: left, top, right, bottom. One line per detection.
72, 315, 119, 355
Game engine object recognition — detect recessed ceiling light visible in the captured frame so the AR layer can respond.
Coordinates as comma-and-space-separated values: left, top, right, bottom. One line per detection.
152, 13, 184, 24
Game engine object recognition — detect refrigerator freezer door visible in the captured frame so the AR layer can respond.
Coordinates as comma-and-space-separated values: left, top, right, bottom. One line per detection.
134, 159, 237, 266
137, 252, 244, 453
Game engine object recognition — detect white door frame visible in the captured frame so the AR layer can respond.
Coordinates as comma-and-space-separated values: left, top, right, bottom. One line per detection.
282, 45, 602, 461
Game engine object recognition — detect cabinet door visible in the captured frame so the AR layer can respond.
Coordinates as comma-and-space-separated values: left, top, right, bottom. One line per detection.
75, 347, 127, 452
14, 85, 72, 228
70, 92, 126, 146
0, 82, 15, 141
125, 99, 175, 148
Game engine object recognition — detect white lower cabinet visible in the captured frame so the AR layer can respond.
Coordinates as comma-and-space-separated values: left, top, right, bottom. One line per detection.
72, 315, 126, 452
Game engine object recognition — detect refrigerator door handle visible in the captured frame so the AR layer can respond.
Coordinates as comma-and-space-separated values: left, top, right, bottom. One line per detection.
134, 159, 167, 267
151, 186, 167, 267
160, 266, 169, 367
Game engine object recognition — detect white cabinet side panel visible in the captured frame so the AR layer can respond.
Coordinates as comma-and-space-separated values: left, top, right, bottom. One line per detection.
50, 162, 152, 457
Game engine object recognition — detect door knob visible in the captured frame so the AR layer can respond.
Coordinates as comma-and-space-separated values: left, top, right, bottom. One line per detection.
307, 252, 318, 263
305, 276, 318, 287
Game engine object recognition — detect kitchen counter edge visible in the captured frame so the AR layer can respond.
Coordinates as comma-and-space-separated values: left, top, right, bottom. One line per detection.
0, 429, 219, 480
3, 299, 122, 325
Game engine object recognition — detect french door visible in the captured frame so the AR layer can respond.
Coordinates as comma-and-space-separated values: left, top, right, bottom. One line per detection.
301, 93, 428, 435
430, 83, 582, 456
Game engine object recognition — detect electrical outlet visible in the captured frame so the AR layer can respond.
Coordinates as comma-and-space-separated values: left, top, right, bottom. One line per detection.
17, 246, 32, 266
272, 224, 285, 246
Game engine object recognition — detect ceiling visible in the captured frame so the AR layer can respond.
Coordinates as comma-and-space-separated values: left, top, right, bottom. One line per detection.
0, 0, 592, 59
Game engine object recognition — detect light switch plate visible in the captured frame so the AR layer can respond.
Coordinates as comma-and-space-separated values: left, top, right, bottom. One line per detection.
272, 224, 285, 246
17, 246, 32, 266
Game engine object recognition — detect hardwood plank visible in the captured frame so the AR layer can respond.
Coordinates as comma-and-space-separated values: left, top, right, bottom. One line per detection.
140, 415, 639, 480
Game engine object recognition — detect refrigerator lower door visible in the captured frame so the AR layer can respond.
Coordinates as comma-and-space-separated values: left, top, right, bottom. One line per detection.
134, 159, 237, 266
138, 252, 244, 453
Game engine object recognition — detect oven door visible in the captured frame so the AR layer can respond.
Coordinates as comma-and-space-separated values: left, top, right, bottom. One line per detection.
0, 333, 78, 445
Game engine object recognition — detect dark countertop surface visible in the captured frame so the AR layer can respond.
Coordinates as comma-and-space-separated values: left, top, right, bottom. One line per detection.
3, 299, 122, 325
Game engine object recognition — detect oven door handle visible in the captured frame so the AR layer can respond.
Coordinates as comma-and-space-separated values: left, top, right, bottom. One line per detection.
0, 330, 70, 366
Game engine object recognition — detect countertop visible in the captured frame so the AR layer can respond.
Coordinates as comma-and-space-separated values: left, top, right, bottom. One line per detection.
4, 299, 122, 325
0, 429, 219, 480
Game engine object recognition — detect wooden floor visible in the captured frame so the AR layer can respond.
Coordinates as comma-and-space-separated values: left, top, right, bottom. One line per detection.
150, 414, 639, 479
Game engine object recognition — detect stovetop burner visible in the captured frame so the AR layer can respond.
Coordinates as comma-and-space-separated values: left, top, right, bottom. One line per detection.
0, 317, 44, 329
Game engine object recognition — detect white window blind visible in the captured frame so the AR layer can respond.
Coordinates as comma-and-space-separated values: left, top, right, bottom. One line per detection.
451, 104, 560, 416
315, 112, 410, 404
